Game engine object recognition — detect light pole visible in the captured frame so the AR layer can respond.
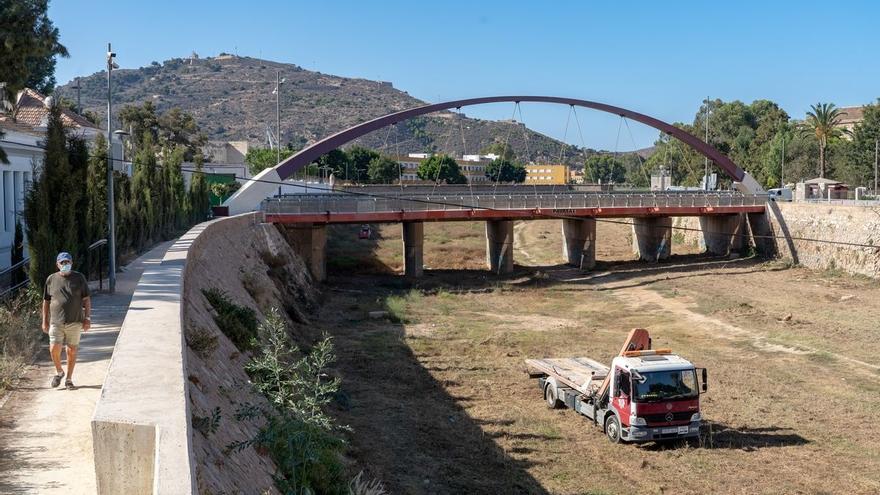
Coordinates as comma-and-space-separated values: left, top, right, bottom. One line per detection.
71, 77, 81, 114
704, 96, 710, 191
106, 43, 118, 293
274, 70, 285, 165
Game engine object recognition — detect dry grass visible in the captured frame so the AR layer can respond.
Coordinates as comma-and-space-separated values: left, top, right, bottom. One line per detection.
314, 220, 880, 494
0, 290, 42, 393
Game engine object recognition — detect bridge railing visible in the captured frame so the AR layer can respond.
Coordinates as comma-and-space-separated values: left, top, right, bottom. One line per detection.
261, 192, 767, 216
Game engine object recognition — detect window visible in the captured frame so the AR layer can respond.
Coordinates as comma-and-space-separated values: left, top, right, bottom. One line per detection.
615, 368, 631, 397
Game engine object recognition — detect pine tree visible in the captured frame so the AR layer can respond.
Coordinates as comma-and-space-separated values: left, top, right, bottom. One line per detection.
23, 104, 82, 289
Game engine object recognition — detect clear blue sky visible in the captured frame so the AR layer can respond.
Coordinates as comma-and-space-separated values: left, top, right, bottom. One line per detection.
50, 0, 880, 151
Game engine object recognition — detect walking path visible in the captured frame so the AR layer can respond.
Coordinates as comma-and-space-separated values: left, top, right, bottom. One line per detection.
0, 241, 174, 494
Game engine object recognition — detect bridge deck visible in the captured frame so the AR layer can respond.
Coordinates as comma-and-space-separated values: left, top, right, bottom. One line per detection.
262, 192, 766, 224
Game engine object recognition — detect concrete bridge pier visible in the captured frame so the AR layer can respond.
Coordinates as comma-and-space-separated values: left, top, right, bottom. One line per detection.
700, 214, 747, 256
561, 218, 597, 270
486, 220, 514, 274
281, 224, 327, 282
632, 217, 672, 261
402, 221, 424, 277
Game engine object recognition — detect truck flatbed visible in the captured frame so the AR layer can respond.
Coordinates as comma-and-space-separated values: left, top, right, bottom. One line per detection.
525, 357, 609, 395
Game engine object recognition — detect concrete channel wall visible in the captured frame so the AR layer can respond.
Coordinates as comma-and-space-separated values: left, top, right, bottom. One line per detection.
91, 214, 259, 494
766, 201, 880, 278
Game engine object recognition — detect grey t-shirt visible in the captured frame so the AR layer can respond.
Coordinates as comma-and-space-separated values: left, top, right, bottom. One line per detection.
43, 271, 90, 324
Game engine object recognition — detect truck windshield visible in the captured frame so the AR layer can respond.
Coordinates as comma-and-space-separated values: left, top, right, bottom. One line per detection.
632, 369, 698, 402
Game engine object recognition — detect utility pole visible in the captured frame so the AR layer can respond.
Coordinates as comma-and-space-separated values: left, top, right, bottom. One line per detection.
704, 96, 710, 191
106, 43, 117, 293
72, 77, 81, 114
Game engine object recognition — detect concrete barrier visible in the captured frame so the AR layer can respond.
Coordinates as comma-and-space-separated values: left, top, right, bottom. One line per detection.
91, 213, 260, 494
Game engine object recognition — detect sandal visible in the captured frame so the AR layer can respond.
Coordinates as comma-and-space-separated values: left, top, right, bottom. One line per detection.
65, 380, 76, 390
51, 371, 65, 388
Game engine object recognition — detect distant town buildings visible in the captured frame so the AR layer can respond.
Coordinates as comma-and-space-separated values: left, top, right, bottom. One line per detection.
525, 164, 569, 185
396, 153, 493, 183
834, 106, 864, 138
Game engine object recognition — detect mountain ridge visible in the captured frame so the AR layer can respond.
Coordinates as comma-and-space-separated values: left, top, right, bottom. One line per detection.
57, 53, 594, 164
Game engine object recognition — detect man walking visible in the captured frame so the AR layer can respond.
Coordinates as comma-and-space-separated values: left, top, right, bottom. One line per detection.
41, 252, 91, 390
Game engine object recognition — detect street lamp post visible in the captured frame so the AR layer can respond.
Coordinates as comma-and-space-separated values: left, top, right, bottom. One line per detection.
275, 70, 285, 165
106, 43, 118, 293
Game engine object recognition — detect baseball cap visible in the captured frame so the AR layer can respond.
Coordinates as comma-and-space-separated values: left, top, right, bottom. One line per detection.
56, 252, 73, 263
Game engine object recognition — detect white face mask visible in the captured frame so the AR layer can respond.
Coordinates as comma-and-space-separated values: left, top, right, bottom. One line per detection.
60, 263, 72, 273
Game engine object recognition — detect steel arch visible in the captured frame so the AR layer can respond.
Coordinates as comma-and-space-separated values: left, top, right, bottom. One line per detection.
273, 96, 745, 182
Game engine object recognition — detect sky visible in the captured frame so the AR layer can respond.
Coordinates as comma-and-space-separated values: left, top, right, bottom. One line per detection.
50, 0, 880, 151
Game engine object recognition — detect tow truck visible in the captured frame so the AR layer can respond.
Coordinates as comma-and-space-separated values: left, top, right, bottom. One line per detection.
525, 329, 707, 443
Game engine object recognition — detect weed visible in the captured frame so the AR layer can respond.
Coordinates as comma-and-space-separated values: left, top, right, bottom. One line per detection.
186, 325, 218, 359
348, 471, 387, 495
229, 309, 348, 494
240, 271, 264, 302
202, 288, 259, 351
0, 290, 41, 392
193, 406, 222, 436
259, 250, 287, 269
385, 295, 408, 323
808, 350, 837, 364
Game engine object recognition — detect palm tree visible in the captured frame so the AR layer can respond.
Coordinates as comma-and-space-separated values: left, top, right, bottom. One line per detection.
801, 102, 848, 178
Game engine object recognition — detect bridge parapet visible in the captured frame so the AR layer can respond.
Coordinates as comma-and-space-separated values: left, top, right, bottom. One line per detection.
261, 192, 766, 223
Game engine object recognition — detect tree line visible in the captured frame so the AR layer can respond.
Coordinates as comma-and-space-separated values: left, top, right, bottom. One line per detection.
24, 103, 210, 288
246, 143, 528, 185
586, 99, 880, 190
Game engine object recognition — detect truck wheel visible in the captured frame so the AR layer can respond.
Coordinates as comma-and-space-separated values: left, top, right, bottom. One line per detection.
605, 415, 622, 444
544, 383, 563, 409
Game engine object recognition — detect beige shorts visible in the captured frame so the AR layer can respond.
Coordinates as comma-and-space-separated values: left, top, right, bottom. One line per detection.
49, 322, 83, 347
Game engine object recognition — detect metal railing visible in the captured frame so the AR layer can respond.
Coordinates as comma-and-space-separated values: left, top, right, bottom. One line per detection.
261, 192, 767, 216
0, 257, 30, 299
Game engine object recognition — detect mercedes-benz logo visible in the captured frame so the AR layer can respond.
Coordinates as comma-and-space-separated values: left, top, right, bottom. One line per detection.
665, 412, 674, 422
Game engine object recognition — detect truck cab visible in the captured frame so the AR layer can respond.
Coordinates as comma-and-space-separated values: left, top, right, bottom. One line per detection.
605, 351, 706, 443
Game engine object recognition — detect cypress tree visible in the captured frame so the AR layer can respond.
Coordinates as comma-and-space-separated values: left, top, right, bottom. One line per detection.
167, 146, 186, 229
11, 220, 24, 286
86, 133, 108, 275
23, 104, 82, 289
131, 134, 157, 248
189, 153, 209, 223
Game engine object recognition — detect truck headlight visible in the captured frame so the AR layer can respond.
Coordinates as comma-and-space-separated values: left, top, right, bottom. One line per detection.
690, 413, 702, 422
630, 415, 646, 426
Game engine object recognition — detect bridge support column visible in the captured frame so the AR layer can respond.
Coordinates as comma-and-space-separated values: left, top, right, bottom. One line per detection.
632, 217, 672, 262
700, 214, 747, 256
561, 218, 596, 270
486, 220, 514, 274
402, 222, 424, 277
281, 224, 327, 282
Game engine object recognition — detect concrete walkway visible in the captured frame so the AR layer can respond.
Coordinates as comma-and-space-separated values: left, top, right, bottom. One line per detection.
0, 241, 174, 494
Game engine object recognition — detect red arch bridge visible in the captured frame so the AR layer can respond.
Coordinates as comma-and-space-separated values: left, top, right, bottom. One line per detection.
220, 95, 771, 279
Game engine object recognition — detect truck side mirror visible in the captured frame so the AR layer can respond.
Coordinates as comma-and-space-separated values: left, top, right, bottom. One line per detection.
701, 368, 708, 392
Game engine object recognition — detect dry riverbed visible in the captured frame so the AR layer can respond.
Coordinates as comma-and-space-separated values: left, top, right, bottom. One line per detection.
318, 220, 880, 494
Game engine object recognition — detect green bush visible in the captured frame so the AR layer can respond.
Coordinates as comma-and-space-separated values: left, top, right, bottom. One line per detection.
228, 309, 348, 494
202, 288, 258, 350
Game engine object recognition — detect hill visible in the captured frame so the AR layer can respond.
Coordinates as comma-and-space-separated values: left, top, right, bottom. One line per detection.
58, 54, 592, 165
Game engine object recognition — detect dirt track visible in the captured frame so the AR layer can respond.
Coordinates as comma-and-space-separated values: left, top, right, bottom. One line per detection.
320, 220, 880, 494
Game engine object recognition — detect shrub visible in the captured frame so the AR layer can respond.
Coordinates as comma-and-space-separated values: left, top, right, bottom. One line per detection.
202, 288, 258, 350
228, 309, 347, 494
186, 325, 218, 359
0, 288, 42, 392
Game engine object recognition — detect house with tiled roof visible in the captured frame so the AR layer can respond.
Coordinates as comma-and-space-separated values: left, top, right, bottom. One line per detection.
12, 88, 103, 139
0, 89, 109, 271
834, 106, 864, 139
